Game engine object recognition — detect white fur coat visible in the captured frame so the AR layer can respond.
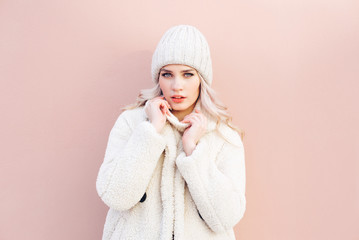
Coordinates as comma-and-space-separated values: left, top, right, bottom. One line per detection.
96, 101, 246, 240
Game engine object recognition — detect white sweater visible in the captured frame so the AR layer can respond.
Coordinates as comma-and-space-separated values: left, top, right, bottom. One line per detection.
96, 101, 246, 240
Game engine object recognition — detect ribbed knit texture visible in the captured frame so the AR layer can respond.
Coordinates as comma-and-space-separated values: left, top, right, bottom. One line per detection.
151, 25, 213, 86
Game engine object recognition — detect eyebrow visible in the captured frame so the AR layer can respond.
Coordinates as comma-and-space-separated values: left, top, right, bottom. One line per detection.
160, 68, 195, 73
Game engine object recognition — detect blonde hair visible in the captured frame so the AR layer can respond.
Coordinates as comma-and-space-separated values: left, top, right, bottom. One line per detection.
121, 70, 245, 142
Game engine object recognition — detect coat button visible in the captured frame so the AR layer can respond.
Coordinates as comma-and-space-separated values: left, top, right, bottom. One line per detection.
140, 192, 147, 202
197, 209, 204, 221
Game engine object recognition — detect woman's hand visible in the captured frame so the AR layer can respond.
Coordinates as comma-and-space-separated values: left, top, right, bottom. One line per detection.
180, 109, 207, 156
145, 96, 171, 133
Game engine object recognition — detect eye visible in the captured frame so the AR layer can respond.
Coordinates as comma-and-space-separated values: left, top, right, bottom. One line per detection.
161, 73, 172, 78
184, 73, 194, 77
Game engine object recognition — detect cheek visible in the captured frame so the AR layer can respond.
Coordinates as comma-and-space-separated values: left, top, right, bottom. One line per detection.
190, 80, 200, 98
159, 80, 170, 95
158, 79, 163, 87
195, 88, 200, 98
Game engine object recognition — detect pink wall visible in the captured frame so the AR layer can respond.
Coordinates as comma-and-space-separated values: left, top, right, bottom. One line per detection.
1, 0, 358, 239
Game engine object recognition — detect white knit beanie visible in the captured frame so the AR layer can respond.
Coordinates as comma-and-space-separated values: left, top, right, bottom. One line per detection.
151, 24, 213, 86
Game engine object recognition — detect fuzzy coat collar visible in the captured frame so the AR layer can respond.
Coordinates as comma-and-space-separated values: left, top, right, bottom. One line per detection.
164, 100, 218, 134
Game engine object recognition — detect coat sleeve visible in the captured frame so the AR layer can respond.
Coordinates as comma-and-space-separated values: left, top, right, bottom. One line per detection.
96, 111, 166, 211
175, 132, 246, 233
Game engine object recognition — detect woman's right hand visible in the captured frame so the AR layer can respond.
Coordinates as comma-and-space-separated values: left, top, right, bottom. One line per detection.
144, 96, 171, 133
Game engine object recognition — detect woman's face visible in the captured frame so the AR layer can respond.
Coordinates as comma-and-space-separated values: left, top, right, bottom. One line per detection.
159, 64, 200, 114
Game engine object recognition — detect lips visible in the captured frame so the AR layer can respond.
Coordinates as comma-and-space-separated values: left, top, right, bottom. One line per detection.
171, 95, 186, 99
171, 95, 186, 103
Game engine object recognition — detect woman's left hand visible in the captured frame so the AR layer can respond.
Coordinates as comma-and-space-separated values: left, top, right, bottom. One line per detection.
180, 109, 207, 156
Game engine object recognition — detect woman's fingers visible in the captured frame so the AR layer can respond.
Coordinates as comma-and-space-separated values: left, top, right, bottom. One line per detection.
154, 96, 171, 110
163, 101, 170, 111
162, 102, 168, 113
160, 98, 171, 113
160, 101, 171, 116
159, 103, 164, 114
181, 111, 207, 127
182, 115, 197, 124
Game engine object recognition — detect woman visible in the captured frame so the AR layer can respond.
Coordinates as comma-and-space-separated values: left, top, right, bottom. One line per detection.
96, 25, 246, 240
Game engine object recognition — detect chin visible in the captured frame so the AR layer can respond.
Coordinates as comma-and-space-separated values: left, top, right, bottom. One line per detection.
171, 106, 185, 111
172, 104, 192, 111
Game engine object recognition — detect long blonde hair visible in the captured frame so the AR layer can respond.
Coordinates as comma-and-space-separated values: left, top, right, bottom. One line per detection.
121, 70, 245, 142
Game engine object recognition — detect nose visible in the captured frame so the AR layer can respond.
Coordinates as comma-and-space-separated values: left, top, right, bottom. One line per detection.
172, 77, 183, 91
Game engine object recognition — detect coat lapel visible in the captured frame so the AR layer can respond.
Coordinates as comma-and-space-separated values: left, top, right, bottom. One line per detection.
157, 100, 218, 240
159, 123, 177, 240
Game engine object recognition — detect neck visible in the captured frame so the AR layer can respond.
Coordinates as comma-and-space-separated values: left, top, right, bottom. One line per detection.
171, 101, 197, 122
